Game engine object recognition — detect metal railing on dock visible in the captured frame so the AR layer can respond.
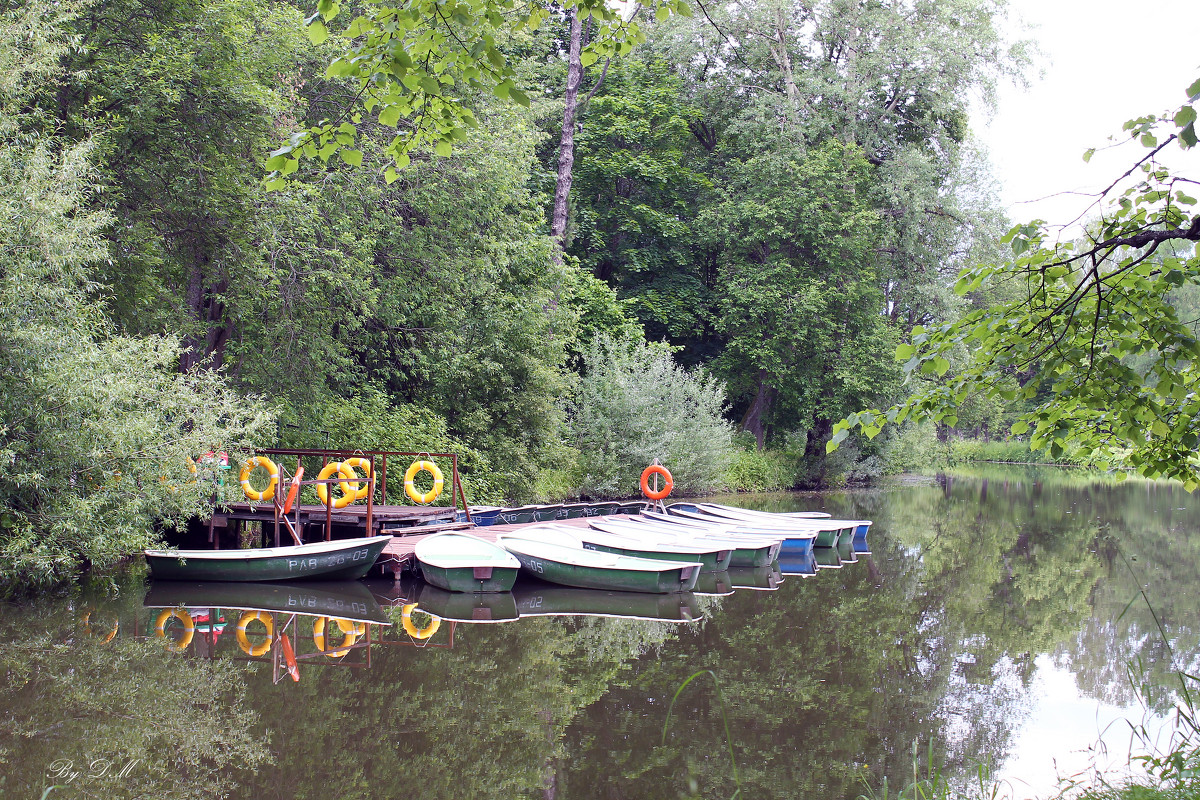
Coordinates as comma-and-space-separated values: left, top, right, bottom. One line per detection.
217, 448, 471, 548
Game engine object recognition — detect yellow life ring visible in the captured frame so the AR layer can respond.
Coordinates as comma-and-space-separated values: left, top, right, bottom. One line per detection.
404, 460, 444, 505
341, 456, 374, 502
313, 616, 359, 658
315, 461, 357, 509
401, 603, 441, 640
80, 608, 119, 643
154, 608, 194, 652
236, 610, 274, 657
239, 456, 280, 502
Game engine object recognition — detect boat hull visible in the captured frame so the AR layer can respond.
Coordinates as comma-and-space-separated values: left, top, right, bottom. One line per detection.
419, 562, 520, 593
143, 580, 392, 624
582, 541, 732, 573
144, 536, 392, 582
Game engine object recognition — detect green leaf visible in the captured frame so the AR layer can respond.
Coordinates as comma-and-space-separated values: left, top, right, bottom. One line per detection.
434, 140, 452, 157
509, 88, 530, 107
1187, 78, 1200, 102
580, 50, 598, 67
1082, 148, 1095, 163
378, 104, 401, 127
338, 149, 363, 167
895, 343, 916, 360
306, 19, 328, 45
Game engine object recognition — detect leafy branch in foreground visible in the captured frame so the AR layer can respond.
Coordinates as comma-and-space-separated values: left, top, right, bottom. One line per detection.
832, 77, 1200, 488
265, 0, 692, 187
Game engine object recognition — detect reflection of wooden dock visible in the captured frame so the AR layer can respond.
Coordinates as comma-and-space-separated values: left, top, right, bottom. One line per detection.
375, 517, 595, 578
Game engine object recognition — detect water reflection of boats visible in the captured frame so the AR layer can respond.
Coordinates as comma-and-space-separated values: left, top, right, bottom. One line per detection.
143, 580, 393, 625
692, 570, 735, 597
813, 546, 843, 569
511, 585, 702, 622
836, 535, 859, 565
777, 550, 818, 576
727, 565, 784, 590
415, 584, 520, 623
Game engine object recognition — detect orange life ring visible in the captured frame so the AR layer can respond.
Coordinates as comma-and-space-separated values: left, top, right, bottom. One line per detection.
313, 616, 359, 658
282, 466, 304, 514
154, 608, 195, 652
404, 460, 444, 505
640, 464, 674, 500
342, 456, 374, 501
315, 461, 357, 509
401, 603, 441, 640
240, 456, 280, 502
236, 610, 274, 657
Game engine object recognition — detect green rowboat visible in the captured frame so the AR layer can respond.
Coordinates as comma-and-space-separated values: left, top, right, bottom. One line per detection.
144, 535, 392, 582
414, 532, 521, 593
497, 534, 701, 594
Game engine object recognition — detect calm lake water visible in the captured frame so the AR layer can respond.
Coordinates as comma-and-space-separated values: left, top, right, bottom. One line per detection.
3, 466, 1197, 800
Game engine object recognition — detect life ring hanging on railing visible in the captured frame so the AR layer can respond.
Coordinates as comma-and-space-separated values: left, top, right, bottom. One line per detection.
404, 460, 444, 505
239, 456, 280, 502
315, 461, 357, 509
235, 610, 274, 657
400, 603, 441, 640
342, 456, 374, 502
313, 616, 359, 658
640, 464, 674, 501
154, 608, 195, 652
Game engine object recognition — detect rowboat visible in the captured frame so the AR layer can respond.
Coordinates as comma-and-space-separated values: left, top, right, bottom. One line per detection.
497, 532, 702, 594
518, 523, 733, 573
144, 535, 393, 582
511, 584, 702, 622
593, 515, 784, 567
662, 505, 854, 548
414, 532, 521, 593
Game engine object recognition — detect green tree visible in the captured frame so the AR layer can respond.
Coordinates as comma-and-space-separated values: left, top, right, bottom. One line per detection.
569, 333, 734, 497
834, 80, 1200, 487
0, 1, 271, 591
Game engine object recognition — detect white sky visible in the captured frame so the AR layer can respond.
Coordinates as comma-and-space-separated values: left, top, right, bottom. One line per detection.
973, 0, 1200, 230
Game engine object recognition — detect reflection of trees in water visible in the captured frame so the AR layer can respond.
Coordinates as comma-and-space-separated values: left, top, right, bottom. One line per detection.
0, 576, 267, 799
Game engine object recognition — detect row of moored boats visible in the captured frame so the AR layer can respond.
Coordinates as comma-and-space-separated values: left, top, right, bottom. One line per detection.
416, 502, 872, 595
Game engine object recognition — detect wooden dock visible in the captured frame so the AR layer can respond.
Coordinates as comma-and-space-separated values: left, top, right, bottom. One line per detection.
210, 501, 469, 549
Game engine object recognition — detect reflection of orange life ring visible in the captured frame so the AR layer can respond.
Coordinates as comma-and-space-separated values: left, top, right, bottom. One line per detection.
280, 633, 299, 681
240, 456, 280, 501
315, 462, 356, 509
640, 464, 674, 500
236, 610, 274, 657
313, 616, 359, 658
154, 608, 195, 652
404, 460, 444, 504
342, 456, 374, 501
80, 608, 119, 643
401, 603, 441, 640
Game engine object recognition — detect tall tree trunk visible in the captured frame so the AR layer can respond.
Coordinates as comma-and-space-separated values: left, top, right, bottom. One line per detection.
179, 257, 228, 373
740, 371, 776, 450
550, 8, 583, 245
